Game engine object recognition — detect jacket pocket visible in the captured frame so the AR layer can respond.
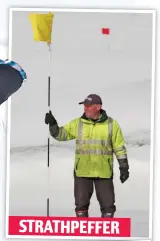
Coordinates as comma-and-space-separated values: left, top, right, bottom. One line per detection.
75, 158, 80, 171
107, 158, 112, 173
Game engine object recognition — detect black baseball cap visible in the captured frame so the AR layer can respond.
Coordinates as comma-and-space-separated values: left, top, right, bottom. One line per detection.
79, 94, 102, 105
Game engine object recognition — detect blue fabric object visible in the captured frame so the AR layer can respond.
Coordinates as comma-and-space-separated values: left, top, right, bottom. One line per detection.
0, 59, 27, 105
0, 59, 27, 82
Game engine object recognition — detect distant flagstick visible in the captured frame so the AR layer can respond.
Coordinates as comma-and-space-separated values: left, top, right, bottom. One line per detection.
102, 27, 110, 51
29, 12, 54, 217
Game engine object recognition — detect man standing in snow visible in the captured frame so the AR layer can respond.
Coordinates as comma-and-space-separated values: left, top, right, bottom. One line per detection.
45, 94, 129, 218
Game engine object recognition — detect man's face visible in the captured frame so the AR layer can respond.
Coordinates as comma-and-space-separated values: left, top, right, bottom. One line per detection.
84, 104, 101, 118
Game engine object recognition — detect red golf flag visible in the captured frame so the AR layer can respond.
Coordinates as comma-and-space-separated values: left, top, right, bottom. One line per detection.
102, 28, 110, 35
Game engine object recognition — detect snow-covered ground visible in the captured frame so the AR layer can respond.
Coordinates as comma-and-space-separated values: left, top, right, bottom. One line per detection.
9, 143, 151, 237
5, 11, 154, 239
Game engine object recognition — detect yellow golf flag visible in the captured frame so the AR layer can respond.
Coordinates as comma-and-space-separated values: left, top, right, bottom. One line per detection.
29, 12, 54, 43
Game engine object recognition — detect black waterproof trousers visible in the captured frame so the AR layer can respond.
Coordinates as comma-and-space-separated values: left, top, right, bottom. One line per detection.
74, 174, 116, 217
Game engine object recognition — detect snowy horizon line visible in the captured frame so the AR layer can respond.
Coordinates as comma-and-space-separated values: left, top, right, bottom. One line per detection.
10, 135, 150, 154
10, 127, 151, 151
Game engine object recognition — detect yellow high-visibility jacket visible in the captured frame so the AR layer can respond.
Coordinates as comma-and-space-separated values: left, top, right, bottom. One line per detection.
50, 109, 128, 178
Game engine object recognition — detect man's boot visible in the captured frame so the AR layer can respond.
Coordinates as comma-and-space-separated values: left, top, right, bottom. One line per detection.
101, 212, 114, 218
76, 210, 88, 217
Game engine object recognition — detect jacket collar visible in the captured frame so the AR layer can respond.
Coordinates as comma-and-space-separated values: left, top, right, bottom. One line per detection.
81, 109, 108, 123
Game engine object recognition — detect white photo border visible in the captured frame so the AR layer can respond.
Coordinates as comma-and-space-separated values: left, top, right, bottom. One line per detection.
5, 7, 157, 240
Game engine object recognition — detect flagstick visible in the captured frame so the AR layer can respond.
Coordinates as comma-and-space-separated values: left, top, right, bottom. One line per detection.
47, 42, 51, 217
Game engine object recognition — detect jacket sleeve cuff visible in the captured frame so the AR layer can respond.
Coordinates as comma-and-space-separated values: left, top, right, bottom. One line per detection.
117, 158, 129, 169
